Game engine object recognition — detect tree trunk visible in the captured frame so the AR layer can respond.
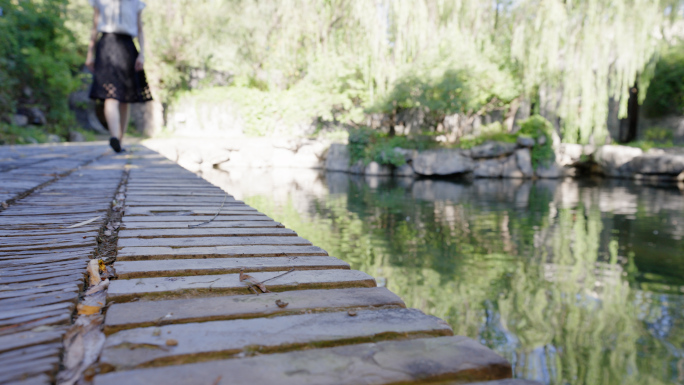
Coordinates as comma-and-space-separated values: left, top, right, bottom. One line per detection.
620, 83, 639, 142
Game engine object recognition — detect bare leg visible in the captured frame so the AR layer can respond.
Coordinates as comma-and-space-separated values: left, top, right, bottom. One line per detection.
119, 102, 130, 140
104, 98, 121, 139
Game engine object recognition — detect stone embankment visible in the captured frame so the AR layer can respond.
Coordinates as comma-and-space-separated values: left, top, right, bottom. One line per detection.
144, 137, 684, 183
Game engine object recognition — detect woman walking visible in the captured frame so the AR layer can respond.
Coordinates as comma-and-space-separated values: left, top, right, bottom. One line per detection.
85, 0, 152, 153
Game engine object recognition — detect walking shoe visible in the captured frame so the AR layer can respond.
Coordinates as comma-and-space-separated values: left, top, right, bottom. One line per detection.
109, 137, 122, 153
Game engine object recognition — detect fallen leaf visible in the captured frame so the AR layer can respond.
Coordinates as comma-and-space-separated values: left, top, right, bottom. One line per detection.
212, 376, 222, 385
66, 215, 102, 229
87, 259, 101, 286
98, 259, 106, 273
85, 279, 109, 295
58, 315, 105, 385
166, 339, 178, 346
239, 269, 270, 293
77, 304, 101, 315
347, 310, 357, 317
275, 299, 288, 308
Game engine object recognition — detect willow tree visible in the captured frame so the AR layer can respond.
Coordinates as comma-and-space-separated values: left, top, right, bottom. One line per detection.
509, 0, 682, 143
66, 0, 683, 142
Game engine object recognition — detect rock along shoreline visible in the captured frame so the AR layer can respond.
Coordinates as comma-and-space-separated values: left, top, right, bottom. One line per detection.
142, 137, 684, 184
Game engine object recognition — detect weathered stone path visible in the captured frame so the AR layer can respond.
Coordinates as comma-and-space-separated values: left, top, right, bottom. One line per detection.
91, 148, 540, 385
1, 144, 541, 385
0, 144, 125, 384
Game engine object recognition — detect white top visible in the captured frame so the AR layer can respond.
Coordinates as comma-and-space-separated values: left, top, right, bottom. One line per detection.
89, 0, 146, 37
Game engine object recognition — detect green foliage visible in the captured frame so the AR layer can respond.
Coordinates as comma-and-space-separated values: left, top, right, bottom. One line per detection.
0, 0, 82, 125
0, 123, 48, 145
642, 44, 684, 117
452, 122, 517, 149
518, 115, 555, 168
643, 126, 674, 142
624, 126, 680, 151
348, 127, 434, 167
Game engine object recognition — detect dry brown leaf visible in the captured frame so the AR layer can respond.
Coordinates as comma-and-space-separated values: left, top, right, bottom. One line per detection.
166, 339, 178, 346
347, 310, 357, 317
239, 269, 270, 293
275, 299, 288, 308
87, 259, 101, 286
77, 304, 102, 315
58, 315, 105, 385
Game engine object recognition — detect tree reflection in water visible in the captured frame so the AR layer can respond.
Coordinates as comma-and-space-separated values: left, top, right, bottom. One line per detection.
202, 168, 684, 385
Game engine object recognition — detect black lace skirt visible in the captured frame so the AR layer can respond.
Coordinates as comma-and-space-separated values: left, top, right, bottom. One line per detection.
90, 33, 153, 103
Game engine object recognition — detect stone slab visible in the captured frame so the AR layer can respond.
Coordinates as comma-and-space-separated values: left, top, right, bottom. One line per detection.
121, 221, 284, 229
117, 236, 312, 248
117, 228, 296, 239
114, 256, 350, 278
469, 380, 544, 385
94, 336, 511, 385
123, 215, 272, 222
0, 226, 99, 237
124, 207, 259, 216
117, 245, 329, 261
107, 269, 376, 302
104, 287, 405, 333
99, 308, 452, 371
0, 329, 66, 354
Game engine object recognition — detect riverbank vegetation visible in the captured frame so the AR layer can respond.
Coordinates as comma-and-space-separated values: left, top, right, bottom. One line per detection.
3, 0, 684, 148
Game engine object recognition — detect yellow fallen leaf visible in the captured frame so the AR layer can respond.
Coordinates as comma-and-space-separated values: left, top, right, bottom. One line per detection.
77, 304, 101, 315
98, 259, 106, 273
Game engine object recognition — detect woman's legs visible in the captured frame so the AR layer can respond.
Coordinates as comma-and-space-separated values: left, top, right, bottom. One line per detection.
104, 98, 129, 152
119, 102, 130, 140
104, 98, 122, 139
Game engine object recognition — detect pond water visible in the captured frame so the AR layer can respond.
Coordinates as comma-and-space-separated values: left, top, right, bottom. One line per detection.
202, 168, 684, 385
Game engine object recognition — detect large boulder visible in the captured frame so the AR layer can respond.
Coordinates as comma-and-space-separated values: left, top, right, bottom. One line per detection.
557, 143, 583, 166
394, 164, 415, 177
17, 106, 47, 126
515, 148, 534, 178
630, 152, 684, 175
473, 158, 503, 178
325, 144, 350, 172
535, 162, 561, 178
364, 161, 392, 176
412, 149, 474, 175
69, 131, 86, 142
502, 155, 524, 178
12, 114, 28, 127
470, 141, 517, 159
594, 145, 643, 177
516, 136, 535, 147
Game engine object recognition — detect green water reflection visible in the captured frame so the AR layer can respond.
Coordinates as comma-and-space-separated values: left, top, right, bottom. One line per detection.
210, 169, 684, 385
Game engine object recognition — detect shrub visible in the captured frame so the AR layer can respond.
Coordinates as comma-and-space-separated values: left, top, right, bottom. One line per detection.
0, 0, 82, 128
348, 127, 435, 167
642, 44, 684, 117
518, 115, 556, 169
